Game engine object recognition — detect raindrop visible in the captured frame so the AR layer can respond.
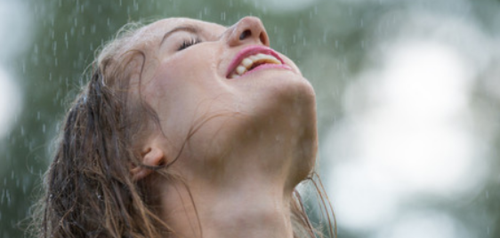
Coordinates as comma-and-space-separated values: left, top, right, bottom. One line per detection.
96, 192, 103, 201
52, 41, 57, 56
6, 190, 11, 206
42, 124, 46, 133
221, 12, 226, 21
37, 111, 40, 120
133, 0, 139, 10
65, 32, 68, 49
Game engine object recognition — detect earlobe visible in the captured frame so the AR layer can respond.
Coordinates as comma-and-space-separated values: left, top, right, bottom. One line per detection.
130, 147, 166, 181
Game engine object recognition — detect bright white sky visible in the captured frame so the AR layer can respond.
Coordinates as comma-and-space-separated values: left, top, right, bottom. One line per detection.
0, 1, 27, 140
0, 69, 21, 139
325, 41, 484, 237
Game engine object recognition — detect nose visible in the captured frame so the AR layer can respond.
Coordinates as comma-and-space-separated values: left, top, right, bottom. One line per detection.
226, 16, 270, 47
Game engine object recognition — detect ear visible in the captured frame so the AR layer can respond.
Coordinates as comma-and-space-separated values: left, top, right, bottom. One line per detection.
130, 146, 166, 181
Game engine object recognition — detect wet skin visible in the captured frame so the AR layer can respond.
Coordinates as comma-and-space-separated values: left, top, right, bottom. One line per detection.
131, 17, 318, 238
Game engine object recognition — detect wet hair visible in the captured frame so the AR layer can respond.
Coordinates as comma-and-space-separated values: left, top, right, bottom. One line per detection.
32, 21, 336, 238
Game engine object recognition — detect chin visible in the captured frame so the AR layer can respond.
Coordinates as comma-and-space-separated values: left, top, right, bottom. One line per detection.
290, 95, 318, 185
275, 72, 318, 184
253, 71, 318, 183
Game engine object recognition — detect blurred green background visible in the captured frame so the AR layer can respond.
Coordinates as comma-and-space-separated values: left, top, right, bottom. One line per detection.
1, 0, 500, 237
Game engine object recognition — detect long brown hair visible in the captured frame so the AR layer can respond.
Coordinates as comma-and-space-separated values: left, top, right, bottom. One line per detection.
32, 21, 336, 238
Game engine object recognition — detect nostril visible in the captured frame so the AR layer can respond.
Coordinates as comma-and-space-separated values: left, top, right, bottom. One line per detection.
239, 30, 251, 40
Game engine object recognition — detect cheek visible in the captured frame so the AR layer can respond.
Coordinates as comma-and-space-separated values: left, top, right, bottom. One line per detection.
141, 55, 230, 148
278, 53, 302, 75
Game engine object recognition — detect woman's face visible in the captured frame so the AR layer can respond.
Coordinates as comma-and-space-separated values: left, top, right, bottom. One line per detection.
134, 17, 317, 181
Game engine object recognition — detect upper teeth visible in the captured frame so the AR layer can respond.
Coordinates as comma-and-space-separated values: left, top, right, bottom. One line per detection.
231, 53, 282, 78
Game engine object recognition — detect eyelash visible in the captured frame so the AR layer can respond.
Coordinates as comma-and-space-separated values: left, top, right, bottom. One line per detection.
178, 37, 201, 51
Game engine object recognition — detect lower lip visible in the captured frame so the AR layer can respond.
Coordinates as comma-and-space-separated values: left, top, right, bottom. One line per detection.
238, 64, 293, 78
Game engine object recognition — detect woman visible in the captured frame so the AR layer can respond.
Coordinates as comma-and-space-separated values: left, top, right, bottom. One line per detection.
35, 16, 334, 238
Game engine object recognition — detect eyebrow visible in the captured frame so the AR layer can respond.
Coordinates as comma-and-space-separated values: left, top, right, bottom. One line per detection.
159, 25, 200, 46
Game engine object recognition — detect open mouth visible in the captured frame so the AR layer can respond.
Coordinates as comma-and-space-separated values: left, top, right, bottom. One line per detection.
226, 46, 290, 79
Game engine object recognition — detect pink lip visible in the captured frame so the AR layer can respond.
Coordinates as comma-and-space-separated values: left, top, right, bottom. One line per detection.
226, 45, 290, 78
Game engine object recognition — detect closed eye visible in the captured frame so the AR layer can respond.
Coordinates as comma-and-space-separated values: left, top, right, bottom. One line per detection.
178, 37, 201, 51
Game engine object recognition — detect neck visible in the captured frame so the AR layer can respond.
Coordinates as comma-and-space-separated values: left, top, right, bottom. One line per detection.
152, 106, 316, 238
156, 173, 295, 238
